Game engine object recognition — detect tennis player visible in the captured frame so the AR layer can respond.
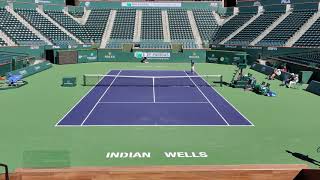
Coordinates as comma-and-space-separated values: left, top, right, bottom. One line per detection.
141, 56, 148, 63
191, 60, 195, 73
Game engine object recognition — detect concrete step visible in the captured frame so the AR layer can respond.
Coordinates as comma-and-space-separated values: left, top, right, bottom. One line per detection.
36, 7, 83, 44
133, 10, 142, 43
0, 30, 16, 46
221, 12, 262, 44
5, 6, 52, 45
187, 10, 203, 48
100, 10, 116, 48
285, 11, 320, 47
250, 11, 292, 46
162, 10, 171, 43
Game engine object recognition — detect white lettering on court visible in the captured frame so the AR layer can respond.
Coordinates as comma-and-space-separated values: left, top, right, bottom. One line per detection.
164, 152, 208, 158
106, 152, 151, 159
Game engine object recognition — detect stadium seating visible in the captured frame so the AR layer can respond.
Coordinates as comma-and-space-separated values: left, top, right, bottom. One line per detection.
0, 38, 7, 46
226, 12, 282, 46
294, 17, 320, 47
167, 9, 194, 40
0, 5, 318, 50
45, 10, 91, 43
141, 9, 163, 40
16, 9, 77, 46
110, 9, 136, 40
139, 42, 170, 49
276, 51, 320, 67
193, 9, 219, 43
68, 8, 84, 18
257, 10, 316, 47
85, 9, 110, 43
212, 13, 255, 44
0, 8, 45, 46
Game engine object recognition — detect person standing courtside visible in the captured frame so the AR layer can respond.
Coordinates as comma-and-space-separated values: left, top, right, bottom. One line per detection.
191, 60, 195, 74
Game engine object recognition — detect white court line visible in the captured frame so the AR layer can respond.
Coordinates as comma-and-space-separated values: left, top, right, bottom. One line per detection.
80, 70, 122, 126
184, 71, 230, 126
152, 77, 156, 103
57, 69, 252, 127
56, 124, 251, 127
55, 69, 115, 127
98, 102, 209, 104
197, 71, 254, 126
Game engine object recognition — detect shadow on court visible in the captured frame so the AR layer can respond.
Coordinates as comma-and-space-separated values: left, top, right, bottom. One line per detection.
286, 150, 320, 167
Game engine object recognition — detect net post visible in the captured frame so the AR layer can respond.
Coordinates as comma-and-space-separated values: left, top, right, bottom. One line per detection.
83, 75, 86, 86
220, 75, 223, 87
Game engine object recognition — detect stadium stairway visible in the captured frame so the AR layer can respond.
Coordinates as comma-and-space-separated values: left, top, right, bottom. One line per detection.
0, 30, 15, 46
0, 36, 8, 46
161, 10, 171, 42
285, 11, 320, 47
187, 10, 203, 48
221, 13, 236, 25
36, 7, 83, 44
256, 10, 316, 47
251, 11, 292, 46
226, 11, 283, 46
100, 10, 116, 48
80, 8, 91, 25
62, 8, 82, 24
220, 12, 262, 45
133, 10, 142, 43
110, 9, 136, 40
193, 9, 219, 45
168, 9, 194, 41
85, 9, 110, 44
212, 11, 224, 26
5, 6, 52, 45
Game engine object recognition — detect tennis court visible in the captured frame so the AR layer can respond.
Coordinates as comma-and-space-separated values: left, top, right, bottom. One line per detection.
56, 70, 253, 126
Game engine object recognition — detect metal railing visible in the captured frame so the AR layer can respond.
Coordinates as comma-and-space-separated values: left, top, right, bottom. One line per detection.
0, 163, 9, 180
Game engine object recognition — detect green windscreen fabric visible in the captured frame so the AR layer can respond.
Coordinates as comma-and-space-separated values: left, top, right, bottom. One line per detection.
0, 62, 12, 76
299, 71, 313, 84
306, 80, 320, 96
7, 61, 52, 78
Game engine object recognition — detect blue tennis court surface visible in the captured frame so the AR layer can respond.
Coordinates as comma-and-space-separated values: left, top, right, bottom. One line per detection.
56, 70, 253, 126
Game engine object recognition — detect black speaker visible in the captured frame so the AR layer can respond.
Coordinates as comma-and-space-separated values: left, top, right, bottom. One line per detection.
134, 43, 140, 48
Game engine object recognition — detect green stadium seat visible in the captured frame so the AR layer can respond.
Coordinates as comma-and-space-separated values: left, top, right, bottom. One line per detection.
85, 9, 110, 43
68, 8, 84, 18
110, 9, 136, 40
45, 10, 91, 43
193, 9, 219, 42
212, 13, 255, 44
257, 10, 316, 47
167, 9, 194, 41
0, 38, 7, 46
15, 8, 77, 46
226, 12, 283, 46
294, 17, 320, 48
0, 8, 46, 46
141, 9, 163, 40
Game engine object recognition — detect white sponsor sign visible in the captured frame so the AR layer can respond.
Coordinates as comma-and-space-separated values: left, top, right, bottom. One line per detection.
134, 52, 171, 60
281, 0, 291, 4
35, 0, 52, 4
122, 2, 181, 8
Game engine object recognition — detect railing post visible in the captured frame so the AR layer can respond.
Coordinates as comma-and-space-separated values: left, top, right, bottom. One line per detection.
0, 163, 9, 180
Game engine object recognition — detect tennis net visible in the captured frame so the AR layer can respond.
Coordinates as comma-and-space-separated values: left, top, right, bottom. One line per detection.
83, 74, 223, 87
